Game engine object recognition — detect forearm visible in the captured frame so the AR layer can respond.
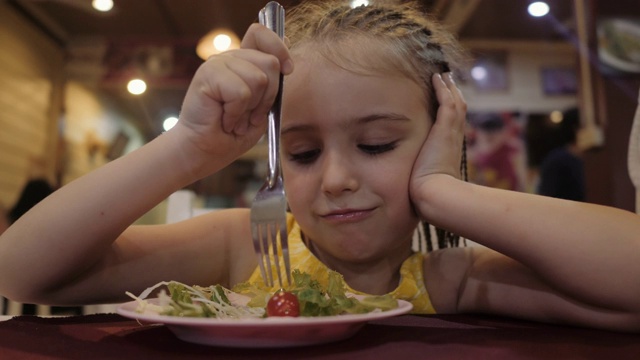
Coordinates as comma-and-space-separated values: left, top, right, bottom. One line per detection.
415, 174, 640, 312
0, 125, 225, 300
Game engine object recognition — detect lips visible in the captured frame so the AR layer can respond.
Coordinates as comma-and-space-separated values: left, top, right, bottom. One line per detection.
321, 208, 375, 223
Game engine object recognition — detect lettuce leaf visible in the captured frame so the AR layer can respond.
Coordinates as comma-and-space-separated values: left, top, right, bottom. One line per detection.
286, 269, 398, 316
143, 269, 399, 319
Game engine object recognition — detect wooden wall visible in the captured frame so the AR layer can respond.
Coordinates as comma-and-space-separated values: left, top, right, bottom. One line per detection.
0, 3, 65, 210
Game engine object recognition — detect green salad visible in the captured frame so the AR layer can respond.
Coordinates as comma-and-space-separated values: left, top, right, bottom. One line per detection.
126, 270, 398, 319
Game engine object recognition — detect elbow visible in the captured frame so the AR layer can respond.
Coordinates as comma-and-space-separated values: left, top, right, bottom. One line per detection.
0, 280, 52, 306
568, 311, 640, 333
0, 264, 60, 306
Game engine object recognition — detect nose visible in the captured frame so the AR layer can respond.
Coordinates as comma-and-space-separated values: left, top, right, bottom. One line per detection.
320, 151, 359, 196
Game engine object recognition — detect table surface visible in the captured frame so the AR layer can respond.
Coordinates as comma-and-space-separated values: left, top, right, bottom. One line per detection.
1, 313, 639, 359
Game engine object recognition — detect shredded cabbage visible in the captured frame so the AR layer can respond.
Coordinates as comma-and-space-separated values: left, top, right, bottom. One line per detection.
126, 281, 265, 319
126, 270, 398, 319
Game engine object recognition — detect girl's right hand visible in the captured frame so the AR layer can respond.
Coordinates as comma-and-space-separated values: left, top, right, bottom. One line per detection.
176, 23, 293, 177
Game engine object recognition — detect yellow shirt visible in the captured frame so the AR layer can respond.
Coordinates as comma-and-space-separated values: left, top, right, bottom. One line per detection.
247, 215, 436, 314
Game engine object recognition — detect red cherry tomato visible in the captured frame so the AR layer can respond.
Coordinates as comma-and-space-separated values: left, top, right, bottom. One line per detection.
266, 290, 300, 317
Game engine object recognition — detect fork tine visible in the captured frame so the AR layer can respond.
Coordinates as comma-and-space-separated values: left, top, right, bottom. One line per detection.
251, 222, 269, 287
261, 224, 274, 287
270, 222, 284, 288
279, 218, 291, 285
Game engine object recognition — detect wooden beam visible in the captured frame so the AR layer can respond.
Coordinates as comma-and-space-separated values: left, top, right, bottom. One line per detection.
440, 0, 481, 33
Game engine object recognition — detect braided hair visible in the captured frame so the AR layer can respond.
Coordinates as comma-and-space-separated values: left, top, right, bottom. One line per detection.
286, 0, 469, 252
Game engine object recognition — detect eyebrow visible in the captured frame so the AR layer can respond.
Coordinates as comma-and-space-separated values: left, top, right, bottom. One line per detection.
358, 113, 411, 124
281, 112, 411, 135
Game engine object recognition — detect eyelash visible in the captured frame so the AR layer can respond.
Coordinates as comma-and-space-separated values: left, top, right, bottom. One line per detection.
358, 142, 397, 155
288, 149, 320, 165
288, 142, 397, 165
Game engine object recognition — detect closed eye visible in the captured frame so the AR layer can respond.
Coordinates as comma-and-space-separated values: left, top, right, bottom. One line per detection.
288, 149, 321, 165
358, 142, 397, 155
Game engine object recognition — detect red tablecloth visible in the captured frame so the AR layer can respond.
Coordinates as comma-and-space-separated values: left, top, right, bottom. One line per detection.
1, 313, 639, 359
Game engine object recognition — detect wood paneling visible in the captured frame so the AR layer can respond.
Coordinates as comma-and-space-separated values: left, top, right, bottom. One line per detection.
0, 3, 64, 210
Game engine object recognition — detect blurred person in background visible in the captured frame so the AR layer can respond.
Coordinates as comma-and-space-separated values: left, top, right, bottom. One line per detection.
467, 112, 527, 192
7, 178, 55, 224
537, 107, 585, 202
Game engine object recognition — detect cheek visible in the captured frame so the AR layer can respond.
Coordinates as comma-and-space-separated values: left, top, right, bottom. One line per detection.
282, 165, 309, 208
373, 157, 414, 191
372, 135, 428, 192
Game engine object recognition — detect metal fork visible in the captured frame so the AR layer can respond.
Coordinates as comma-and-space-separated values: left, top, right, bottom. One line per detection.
250, 1, 290, 288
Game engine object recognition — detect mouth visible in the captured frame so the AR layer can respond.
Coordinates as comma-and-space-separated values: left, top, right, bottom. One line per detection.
321, 208, 375, 223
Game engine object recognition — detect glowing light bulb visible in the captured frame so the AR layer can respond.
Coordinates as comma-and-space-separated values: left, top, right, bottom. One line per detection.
550, 111, 563, 124
92, 0, 113, 12
471, 65, 488, 81
163, 116, 179, 131
213, 34, 232, 52
196, 30, 241, 60
528, 2, 550, 17
351, 0, 369, 7
127, 79, 147, 95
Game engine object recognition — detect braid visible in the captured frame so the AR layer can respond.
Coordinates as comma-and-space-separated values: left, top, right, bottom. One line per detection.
286, 1, 469, 252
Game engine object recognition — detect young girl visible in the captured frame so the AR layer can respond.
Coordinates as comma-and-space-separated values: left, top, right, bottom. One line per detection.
1, 0, 639, 332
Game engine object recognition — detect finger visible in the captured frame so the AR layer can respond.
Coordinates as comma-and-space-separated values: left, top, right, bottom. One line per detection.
191, 59, 249, 134
224, 51, 277, 115
202, 50, 280, 134
441, 73, 467, 127
207, 69, 252, 134
242, 23, 293, 75
249, 112, 268, 128
437, 73, 466, 177
231, 110, 251, 136
225, 50, 282, 127
432, 74, 464, 142
432, 73, 455, 124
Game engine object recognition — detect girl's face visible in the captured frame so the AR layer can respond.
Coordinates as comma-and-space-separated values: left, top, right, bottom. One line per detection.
281, 53, 432, 266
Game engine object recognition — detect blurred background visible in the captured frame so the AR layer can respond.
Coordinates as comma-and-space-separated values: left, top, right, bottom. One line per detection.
0, 0, 639, 226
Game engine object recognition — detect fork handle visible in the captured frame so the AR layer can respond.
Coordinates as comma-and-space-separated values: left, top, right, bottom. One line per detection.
259, 2, 285, 189
259, 2, 285, 39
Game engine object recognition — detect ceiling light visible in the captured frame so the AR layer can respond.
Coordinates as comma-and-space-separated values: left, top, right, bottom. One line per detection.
471, 65, 488, 81
213, 34, 232, 51
92, 0, 114, 12
196, 29, 241, 60
528, 2, 550, 17
163, 116, 179, 131
351, 0, 369, 7
550, 111, 563, 124
127, 79, 147, 95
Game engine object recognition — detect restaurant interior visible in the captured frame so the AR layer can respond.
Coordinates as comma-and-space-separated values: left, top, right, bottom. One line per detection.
0, 0, 639, 226
1, 1, 640, 356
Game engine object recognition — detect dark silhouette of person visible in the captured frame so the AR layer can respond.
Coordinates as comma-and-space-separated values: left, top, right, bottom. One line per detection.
537, 108, 585, 201
8, 179, 55, 223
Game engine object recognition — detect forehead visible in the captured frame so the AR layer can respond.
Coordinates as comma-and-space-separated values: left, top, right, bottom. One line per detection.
291, 37, 421, 85
282, 51, 429, 131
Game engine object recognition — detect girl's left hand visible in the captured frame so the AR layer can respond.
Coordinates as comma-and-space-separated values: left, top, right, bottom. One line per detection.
410, 73, 467, 198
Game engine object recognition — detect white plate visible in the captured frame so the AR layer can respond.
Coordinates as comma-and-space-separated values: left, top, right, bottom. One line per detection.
117, 298, 412, 348
598, 19, 640, 73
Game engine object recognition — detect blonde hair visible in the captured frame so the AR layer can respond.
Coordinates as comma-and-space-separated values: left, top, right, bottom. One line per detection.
286, 0, 468, 118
